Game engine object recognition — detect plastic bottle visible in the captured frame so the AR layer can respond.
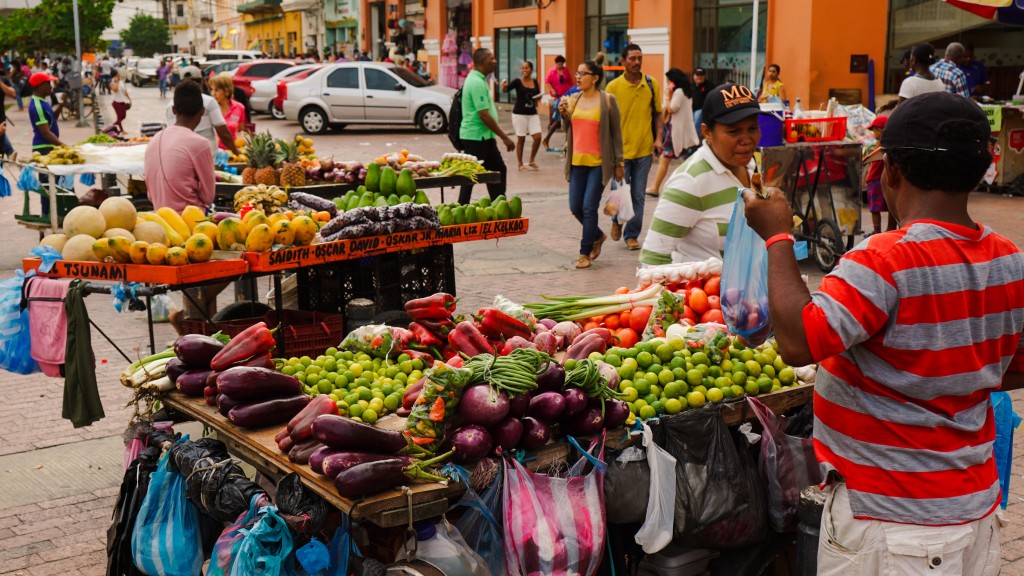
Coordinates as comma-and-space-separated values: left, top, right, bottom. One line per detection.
793, 97, 804, 119
396, 520, 492, 576
783, 100, 792, 120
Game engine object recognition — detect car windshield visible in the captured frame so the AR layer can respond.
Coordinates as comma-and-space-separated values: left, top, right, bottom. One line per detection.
389, 66, 429, 87
138, 59, 158, 68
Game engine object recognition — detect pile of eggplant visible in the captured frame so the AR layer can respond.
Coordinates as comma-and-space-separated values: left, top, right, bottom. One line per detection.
273, 395, 338, 465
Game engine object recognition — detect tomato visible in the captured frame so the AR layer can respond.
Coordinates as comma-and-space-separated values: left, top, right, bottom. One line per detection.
703, 276, 721, 296
629, 306, 652, 333
615, 327, 639, 349
583, 321, 600, 332
688, 288, 710, 315
619, 310, 632, 329
604, 313, 620, 330
614, 286, 630, 295
707, 295, 721, 310
684, 279, 704, 291
588, 316, 604, 325
700, 309, 724, 324
680, 305, 697, 325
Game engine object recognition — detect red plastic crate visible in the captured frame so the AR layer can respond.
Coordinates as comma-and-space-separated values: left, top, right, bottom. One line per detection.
181, 309, 344, 359
783, 117, 847, 143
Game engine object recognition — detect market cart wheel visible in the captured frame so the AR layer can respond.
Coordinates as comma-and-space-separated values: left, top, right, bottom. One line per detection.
813, 218, 844, 273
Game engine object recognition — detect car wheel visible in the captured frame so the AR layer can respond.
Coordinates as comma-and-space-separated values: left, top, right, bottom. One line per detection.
270, 103, 285, 120
417, 105, 446, 134
300, 107, 328, 135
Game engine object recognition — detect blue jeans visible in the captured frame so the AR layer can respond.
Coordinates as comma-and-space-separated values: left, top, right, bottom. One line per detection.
158, 79, 168, 97
694, 109, 703, 139
569, 165, 605, 256
612, 155, 653, 241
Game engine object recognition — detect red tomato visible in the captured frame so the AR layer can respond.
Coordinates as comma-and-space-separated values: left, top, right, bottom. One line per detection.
629, 306, 652, 333
684, 279, 704, 291
701, 309, 724, 324
708, 295, 721, 310
703, 276, 721, 296
619, 310, 632, 329
614, 286, 630, 295
589, 316, 604, 325
604, 313, 620, 330
689, 288, 710, 315
680, 305, 697, 325
615, 328, 639, 349
583, 321, 600, 332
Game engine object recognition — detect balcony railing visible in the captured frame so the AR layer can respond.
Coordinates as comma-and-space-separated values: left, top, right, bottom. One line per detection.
237, 0, 281, 14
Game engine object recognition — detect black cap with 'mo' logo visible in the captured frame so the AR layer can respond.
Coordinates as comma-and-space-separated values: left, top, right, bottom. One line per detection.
702, 83, 768, 126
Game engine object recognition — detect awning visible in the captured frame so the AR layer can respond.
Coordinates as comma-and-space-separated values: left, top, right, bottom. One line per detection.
944, 0, 1024, 24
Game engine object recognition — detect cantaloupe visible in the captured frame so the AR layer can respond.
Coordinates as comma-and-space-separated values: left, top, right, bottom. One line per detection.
132, 221, 168, 245
40, 234, 69, 253
98, 197, 137, 232
63, 206, 107, 238
63, 234, 100, 262
103, 228, 136, 243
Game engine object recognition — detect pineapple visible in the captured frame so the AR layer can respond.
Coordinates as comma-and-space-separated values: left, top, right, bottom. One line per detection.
240, 132, 265, 185
277, 139, 307, 188
247, 132, 279, 186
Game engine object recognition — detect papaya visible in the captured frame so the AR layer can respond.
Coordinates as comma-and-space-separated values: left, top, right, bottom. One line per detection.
396, 168, 415, 198
365, 163, 381, 192
180, 205, 207, 233
357, 192, 375, 208
157, 207, 192, 241
509, 196, 523, 219
267, 213, 289, 226
184, 233, 213, 263
243, 211, 269, 235
271, 220, 295, 246
438, 207, 454, 227
379, 166, 397, 196
386, 194, 399, 207
245, 224, 273, 252
494, 201, 511, 221
107, 236, 133, 263
290, 216, 317, 246
217, 218, 247, 251
166, 246, 189, 266
374, 196, 389, 208
129, 241, 149, 264
194, 221, 219, 248
413, 190, 430, 205
91, 238, 112, 262
146, 243, 169, 265
138, 212, 184, 246
399, 195, 412, 204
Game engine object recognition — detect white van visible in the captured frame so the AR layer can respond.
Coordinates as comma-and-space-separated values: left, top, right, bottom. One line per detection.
205, 50, 261, 61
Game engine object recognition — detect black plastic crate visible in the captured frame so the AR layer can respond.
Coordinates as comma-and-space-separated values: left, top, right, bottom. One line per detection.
297, 245, 456, 316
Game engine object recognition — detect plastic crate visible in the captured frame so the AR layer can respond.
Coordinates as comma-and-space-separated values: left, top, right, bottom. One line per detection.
784, 117, 847, 143
297, 245, 457, 316
180, 309, 344, 359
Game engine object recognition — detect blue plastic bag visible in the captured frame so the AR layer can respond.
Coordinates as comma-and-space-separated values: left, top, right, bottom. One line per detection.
30, 245, 62, 274
58, 175, 75, 190
721, 190, 772, 345
992, 392, 1020, 510
281, 514, 353, 576
0, 270, 38, 374
79, 173, 96, 186
17, 165, 39, 192
231, 503, 293, 575
209, 494, 269, 576
131, 439, 204, 576
448, 463, 506, 576
0, 171, 11, 198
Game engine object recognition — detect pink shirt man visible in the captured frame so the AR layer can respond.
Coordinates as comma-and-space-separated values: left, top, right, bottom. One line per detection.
144, 125, 216, 212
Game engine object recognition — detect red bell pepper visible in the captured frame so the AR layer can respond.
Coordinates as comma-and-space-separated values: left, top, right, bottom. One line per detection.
210, 322, 277, 371
404, 348, 436, 367
287, 394, 339, 442
391, 327, 417, 350
447, 321, 493, 358
474, 308, 532, 341
408, 322, 443, 348
417, 318, 455, 337
404, 293, 457, 321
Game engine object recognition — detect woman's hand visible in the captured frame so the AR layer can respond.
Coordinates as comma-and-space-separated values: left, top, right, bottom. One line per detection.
614, 165, 624, 182
558, 98, 570, 117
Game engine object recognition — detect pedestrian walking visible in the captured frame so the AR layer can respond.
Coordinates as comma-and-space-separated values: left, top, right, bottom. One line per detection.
741, 90, 1024, 576
542, 55, 573, 152
110, 69, 131, 133
164, 74, 241, 155
930, 42, 970, 98
898, 43, 944, 103
11, 59, 28, 110
605, 43, 663, 250
502, 61, 542, 171
560, 60, 623, 270
647, 68, 700, 197
157, 59, 171, 99
862, 115, 895, 235
457, 48, 515, 205
99, 56, 112, 95
691, 68, 711, 138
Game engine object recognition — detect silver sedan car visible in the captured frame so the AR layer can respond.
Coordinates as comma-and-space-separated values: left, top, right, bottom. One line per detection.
249, 64, 320, 119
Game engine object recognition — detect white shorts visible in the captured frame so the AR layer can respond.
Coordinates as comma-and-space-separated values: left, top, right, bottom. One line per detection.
817, 483, 1002, 576
512, 114, 542, 137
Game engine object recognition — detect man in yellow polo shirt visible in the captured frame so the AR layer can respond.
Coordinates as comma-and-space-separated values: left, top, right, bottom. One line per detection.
606, 43, 663, 250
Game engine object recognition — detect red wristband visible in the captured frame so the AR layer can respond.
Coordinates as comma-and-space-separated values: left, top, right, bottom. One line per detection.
765, 233, 796, 249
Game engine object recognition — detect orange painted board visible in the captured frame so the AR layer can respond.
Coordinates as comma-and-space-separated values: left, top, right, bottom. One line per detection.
245, 218, 530, 273
22, 257, 249, 285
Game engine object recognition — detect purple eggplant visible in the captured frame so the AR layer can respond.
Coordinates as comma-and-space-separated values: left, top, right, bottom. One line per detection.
211, 212, 238, 223
520, 417, 551, 450
176, 368, 213, 397
448, 425, 492, 465
322, 452, 414, 479
566, 406, 605, 436
174, 334, 225, 367
216, 367, 300, 401
288, 438, 323, 464
332, 452, 450, 499
228, 395, 310, 428
535, 362, 565, 393
308, 446, 343, 475
166, 358, 189, 384
458, 385, 509, 427
312, 414, 407, 453
217, 394, 242, 417
562, 388, 588, 417
507, 393, 530, 419
528, 392, 566, 423
491, 417, 523, 452
605, 399, 630, 429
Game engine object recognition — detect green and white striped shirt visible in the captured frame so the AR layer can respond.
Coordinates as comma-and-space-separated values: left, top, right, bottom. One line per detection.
640, 142, 753, 265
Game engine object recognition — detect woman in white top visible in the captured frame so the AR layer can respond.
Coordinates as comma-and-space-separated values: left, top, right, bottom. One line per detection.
898, 43, 944, 103
110, 69, 132, 132
648, 68, 700, 197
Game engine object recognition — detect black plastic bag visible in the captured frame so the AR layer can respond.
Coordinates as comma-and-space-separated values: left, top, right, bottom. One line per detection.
603, 445, 650, 524
169, 437, 266, 523
692, 428, 768, 549
277, 473, 329, 535
107, 446, 160, 576
655, 404, 749, 535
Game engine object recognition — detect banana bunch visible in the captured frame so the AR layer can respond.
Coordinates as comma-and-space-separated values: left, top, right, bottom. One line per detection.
233, 184, 288, 213
32, 146, 86, 165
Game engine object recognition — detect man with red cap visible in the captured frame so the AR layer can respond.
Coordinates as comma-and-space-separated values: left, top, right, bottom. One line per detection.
28, 72, 65, 156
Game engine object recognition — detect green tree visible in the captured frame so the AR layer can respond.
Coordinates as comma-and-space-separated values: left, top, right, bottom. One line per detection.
0, 0, 116, 53
120, 14, 171, 58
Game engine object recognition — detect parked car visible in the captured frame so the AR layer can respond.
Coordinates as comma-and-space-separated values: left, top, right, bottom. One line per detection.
128, 58, 160, 86
201, 59, 245, 80
249, 64, 321, 119
205, 49, 261, 61
232, 59, 295, 97
281, 62, 453, 135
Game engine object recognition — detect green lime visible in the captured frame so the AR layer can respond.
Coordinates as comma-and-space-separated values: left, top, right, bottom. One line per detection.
649, 385, 662, 398
664, 398, 683, 414
729, 385, 744, 398
361, 409, 378, 424
668, 357, 686, 370
633, 399, 648, 410
281, 366, 295, 375
715, 376, 733, 389
686, 391, 706, 408
648, 363, 663, 376
304, 373, 320, 386
636, 351, 654, 368
317, 379, 333, 394
658, 370, 674, 385
663, 382, 682, 399
691, 352, 710, 366
758, 377, 774, 394
761, 364, 776, 378
655, 344, 674, 363
356, 387, 373, 401
644, 393, 659, 406
745, 382, 760, 396
349, 363, 363, 377
778, 367, 796, 385
745, 360, 762, 378
300, 356, 312, 366
564, 359, 578, 371
384, 394, 402, 412
719, 359, 733, 373
348, 404, 364, 418
306, 365, 321, 375
604, 353, 622, 367
397, 361, 413, 374
397, 353, 411, 363
739, 349, 754, 362
686, 369, 703, 387
620, 347, 639, 359
706, 387, 724, 403
618, 364, 636, 381
650, 400, 665, 414
411, 358, 425, 371
368, 398, 384, 413
639, 405, 657, 420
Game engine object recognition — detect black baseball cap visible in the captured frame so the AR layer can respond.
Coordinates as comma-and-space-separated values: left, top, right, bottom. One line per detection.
702, 83, 767, 126
694, 67, 706, 75
880, 91, 989, 155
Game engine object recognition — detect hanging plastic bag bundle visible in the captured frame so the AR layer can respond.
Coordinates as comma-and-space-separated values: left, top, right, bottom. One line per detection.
720, 186, 772, 345
0, 271, 38, 375
449, 463, 506, 575
602, 179, 634, 223
633, 422, 677, 554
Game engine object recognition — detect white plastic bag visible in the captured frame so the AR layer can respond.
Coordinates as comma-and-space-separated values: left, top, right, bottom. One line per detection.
150, 294, 174, 323
603, 180, 634, 223
634, 422, 677, 554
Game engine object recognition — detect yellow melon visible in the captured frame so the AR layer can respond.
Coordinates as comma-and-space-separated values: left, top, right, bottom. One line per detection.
97, 197, 137, 232
63, 235, 99, 262
184, 234, 213, 263
64, 206, 107, 238
102, 228, 136, 243
40, 233, 69, 253
146, 243, 168, 265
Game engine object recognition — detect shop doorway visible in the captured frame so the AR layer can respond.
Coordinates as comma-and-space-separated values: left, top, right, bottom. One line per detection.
694, 0, 768, 88
496, 26, 538, 104
585, 0, 629, 69
371, 1, 386, 60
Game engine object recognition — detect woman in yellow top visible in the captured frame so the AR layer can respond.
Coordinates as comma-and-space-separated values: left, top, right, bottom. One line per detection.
758, 63, 787, 103
559, 60, 624, 269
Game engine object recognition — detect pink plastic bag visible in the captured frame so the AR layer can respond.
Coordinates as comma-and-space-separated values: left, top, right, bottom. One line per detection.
503, 435, 606, 576
746, 397, 822, 532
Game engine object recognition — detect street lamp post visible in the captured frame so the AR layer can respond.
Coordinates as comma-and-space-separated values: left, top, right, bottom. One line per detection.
72, 0, 88, 127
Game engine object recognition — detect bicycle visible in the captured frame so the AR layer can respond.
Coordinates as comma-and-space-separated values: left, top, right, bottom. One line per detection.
57, 89, 94, 121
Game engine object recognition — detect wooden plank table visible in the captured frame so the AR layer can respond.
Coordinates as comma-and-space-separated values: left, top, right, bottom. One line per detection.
162, 392, 464, 528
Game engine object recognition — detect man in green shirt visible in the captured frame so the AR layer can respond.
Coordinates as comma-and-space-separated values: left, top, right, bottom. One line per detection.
458, 48, 515, 205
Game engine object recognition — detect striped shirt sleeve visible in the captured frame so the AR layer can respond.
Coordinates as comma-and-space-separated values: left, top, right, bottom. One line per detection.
803, 246, 898, 362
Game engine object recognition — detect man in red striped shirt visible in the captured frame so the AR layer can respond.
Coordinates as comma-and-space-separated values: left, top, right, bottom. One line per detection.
743, 91, 1024, 575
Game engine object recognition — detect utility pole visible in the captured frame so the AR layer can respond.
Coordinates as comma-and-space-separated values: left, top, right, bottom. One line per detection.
72, 0, 88, 127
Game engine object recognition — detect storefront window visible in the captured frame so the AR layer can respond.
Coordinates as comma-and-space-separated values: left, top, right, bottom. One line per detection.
495, 26, 538, 104
585, 0, 629, 66
694, 0, 767, 88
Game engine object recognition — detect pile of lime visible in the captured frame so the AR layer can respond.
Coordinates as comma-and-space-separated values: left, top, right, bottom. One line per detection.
579, 337, 798, 423
279, 347, 426, 424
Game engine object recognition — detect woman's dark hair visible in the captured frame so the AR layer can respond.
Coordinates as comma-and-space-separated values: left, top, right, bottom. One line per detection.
886, 123, 991, 193
582, 60, 604, 87
910, 43, 935, 69
665, 68, 692, 98
768, 63, 780, 74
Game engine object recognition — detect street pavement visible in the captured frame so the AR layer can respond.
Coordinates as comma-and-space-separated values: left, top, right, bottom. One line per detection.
2, 82, 1024, 575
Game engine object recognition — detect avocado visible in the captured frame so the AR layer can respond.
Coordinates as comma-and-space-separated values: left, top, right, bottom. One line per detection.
379, 166, 397, 196
484, 207, 496, 221
494, 201, 511, 220
493, 195, 506, 204
364, 163, 381, 193
438, 207, 454, 227
387, 194, 400, 206
474, 207, 487, 223
413, 189, 430, 205
396, 168, 416, 198
508, 196, 522, 219
453, 206, 468, 225
477, 197, 491, 208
